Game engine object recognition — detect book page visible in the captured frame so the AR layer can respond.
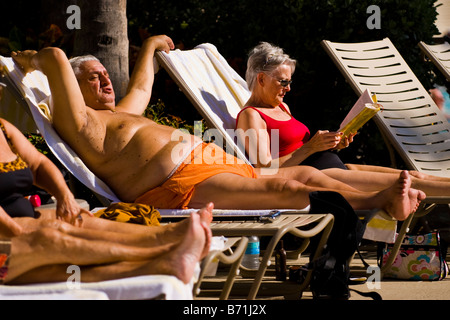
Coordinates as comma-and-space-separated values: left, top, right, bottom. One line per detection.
338, 88, 374, 131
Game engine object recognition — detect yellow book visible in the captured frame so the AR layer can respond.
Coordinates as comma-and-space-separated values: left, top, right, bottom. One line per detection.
338, 89, 381, 138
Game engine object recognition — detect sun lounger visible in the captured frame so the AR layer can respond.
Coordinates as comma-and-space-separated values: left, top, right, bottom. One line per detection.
156, 43, 400, 239
0, 56, 249, 299
321, 37, 449, 275
0, 274, 196, 300
419, 40, 450, 81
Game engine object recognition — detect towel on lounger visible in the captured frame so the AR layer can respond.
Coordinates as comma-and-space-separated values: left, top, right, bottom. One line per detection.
94, 202, 161, 226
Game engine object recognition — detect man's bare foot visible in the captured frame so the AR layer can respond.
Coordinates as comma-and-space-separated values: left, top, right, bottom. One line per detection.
378, 171, 426, 221
197, 202, 214, 224
153, 212, 211, 283
196, 203, 213, 259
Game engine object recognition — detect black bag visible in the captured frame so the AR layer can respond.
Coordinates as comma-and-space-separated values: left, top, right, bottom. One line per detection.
306, 191, 372, 300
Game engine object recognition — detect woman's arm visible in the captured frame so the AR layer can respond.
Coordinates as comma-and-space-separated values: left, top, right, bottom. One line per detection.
236, 108, 281, 168
279, 130, 344, 167
2, 120, 90, 225
0, 206, 23, 237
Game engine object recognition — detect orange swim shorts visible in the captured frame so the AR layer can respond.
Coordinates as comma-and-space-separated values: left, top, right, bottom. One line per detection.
135, 142, 257, 209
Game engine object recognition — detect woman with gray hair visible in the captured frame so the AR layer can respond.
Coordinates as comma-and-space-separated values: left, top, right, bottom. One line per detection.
237, 41, 351, 170
236, 42, 450, 190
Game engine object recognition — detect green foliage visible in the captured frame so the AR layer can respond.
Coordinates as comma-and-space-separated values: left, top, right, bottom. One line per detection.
26, 132, 64, 166
128, 0, 442, 166
144, 99, 206, 135
26, 133, 50, 156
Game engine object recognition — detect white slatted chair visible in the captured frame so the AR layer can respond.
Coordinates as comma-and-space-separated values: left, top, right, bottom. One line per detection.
419, 40, 450, 81
322, 38, 450, 276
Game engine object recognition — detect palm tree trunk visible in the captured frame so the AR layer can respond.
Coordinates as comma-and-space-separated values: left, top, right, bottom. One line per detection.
73, 0, 129, 101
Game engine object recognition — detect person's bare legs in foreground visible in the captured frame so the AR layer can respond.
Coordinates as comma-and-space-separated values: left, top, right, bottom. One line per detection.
5, 205, 213, 284
15, 202, 213, 249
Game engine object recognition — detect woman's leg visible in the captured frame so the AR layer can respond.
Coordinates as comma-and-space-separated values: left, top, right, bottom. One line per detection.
346, 164, 450, 183
322, 167, 450, 196
55, 204, 213, 248
189, 169, 425, 221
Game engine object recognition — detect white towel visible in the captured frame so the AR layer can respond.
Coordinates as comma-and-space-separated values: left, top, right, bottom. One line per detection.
0, 275, 195, 300
158, 43, 251, 163
0, 56, 120, 202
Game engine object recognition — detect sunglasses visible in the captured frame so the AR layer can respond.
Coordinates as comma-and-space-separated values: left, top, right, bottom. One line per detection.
278, 79, 293, 87
264, 73, 292, 87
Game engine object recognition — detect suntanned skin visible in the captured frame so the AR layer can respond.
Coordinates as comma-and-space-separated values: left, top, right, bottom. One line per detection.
3, 203, 213, 284
12, 35, 426, 221
0, 114, 213, 285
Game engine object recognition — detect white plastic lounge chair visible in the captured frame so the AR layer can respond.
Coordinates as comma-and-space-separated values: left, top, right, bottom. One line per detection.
321, 37, 450, 275
155, 44, 415, 290
321, 38, 450, 176
0, 275, 195, 300
419, 40, 450, 81
0, 54, 335, 300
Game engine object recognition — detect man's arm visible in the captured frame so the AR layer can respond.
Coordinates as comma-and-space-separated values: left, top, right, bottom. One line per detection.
12, 48, 88, 136
116, 35, 174, 115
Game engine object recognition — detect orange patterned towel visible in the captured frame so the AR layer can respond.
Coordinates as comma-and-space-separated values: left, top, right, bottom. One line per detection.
94, 202, 161, 226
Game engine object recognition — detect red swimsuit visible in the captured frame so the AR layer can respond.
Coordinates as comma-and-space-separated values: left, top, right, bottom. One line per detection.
236, 105, 310, 157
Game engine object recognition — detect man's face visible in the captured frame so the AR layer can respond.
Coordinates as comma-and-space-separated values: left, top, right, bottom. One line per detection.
77, 60, 116, 110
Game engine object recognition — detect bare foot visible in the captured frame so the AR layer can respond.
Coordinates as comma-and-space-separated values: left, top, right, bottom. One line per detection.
378, 171, 426, 221
197, 202, 214, 224
153, 212, 211, 283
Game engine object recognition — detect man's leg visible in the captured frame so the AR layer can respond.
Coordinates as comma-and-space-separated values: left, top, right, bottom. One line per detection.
7, 212, 211, 284
63, 203, 213, 248
17, 204, 214, 249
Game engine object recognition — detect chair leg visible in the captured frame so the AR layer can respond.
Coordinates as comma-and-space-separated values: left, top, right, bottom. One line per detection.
380, 214, 412, 277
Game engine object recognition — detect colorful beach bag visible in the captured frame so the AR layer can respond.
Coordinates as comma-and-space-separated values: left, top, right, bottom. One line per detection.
380, 232, 449, 281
